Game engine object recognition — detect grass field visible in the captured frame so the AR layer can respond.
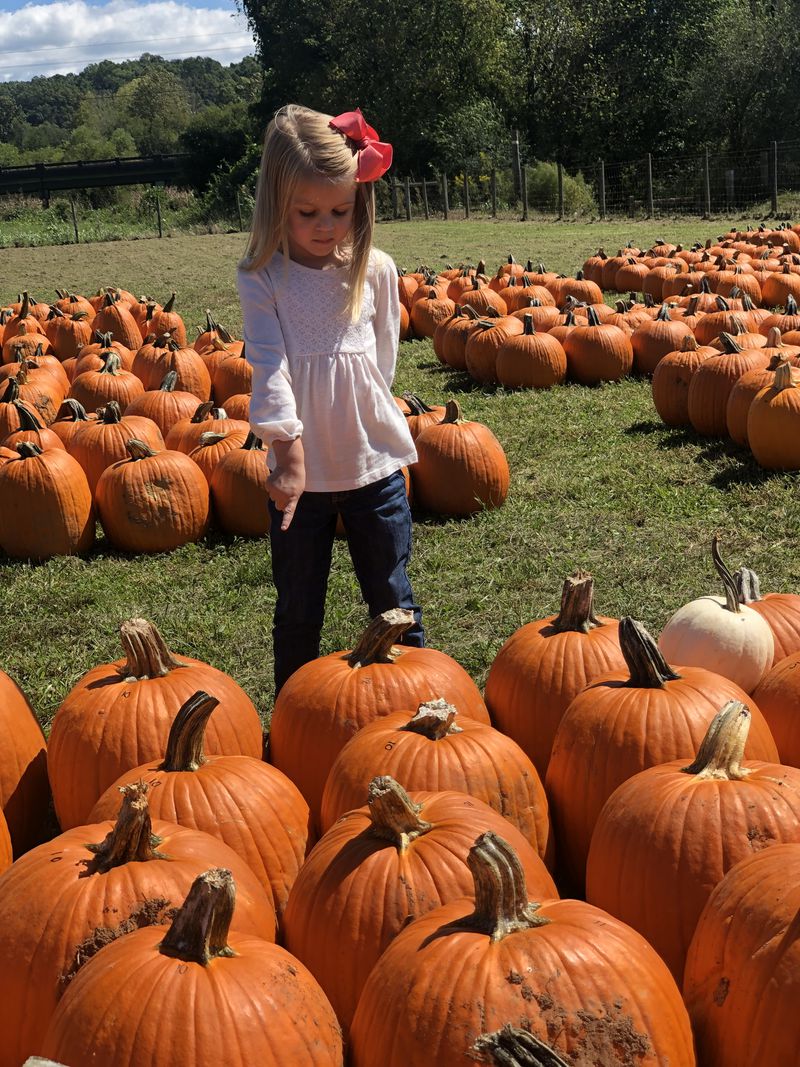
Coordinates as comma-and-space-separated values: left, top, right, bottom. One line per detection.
1, 218, 798, 732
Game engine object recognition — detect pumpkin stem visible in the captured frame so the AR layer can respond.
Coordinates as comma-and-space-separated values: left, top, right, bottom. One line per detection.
368, 776, 433, 851
84, 780, 166, 873
620, 617, 681, 687
242, 431, 264, 451
681, 334, 699, 352
471, 1025, 570, 1067
160, 370, 179, 392
681, 701, 752, 781
160, 690, 218, 772
401, 698, 461, 739
440, 398, 463, 424
15, 440, 43, 458
12, 403, 45, 433
55, 398, 90, 423
712, 534, 742, 614
99, 400, 123, 424
522, 313, 535, 335
125, 438, 157, 461
733, 567, 762, 604
197, 431, 228, 447
462, 832, 549, 941
347, 608, 415, 668
772, 361, 797, 392
162, 292, 177, 314
117, 617, 184, 680
190, 401, 215, 424
401, 392, 437, 416
551, 571, 601, 634
159, 867, 236, 966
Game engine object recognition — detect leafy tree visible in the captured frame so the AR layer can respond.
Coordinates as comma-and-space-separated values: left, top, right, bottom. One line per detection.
179, 101, 256, 189
116, 69, 191, 155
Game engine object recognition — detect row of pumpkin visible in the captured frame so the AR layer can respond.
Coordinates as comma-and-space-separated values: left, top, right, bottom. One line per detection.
0, 530, 799, 1063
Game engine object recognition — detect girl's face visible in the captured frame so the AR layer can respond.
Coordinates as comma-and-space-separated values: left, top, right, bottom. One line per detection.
287, 176, 357, 267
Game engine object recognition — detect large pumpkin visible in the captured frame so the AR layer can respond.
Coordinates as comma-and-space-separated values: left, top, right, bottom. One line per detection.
735, 564, 800, 666
545, 616, 778, 895
411, 399, 509, 516
0, 782, 276, 1067
586, 701, 800, 983
283, 779, 556, 1039
319, 700, 551, 859
563, 307, 633, 384
348, 832, 695, 1067
209, 430, 271, 537
88, 690, 311, 922
484, 572, 624, 778
47, 617, 263, 829
269, 608, 489, 825
0, 667, 49, 856
747, 359, 800, 469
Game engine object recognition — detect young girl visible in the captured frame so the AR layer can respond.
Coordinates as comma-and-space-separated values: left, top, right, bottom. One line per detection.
237, 103, 425, 694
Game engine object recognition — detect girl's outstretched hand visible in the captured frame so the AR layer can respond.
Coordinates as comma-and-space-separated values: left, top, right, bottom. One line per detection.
268, 438, 306, 530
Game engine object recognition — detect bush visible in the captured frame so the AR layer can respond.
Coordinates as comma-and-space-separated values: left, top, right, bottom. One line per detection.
525, 162, 597, 216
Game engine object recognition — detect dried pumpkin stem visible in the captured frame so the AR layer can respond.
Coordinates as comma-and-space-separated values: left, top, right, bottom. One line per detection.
712, 534, 741, 613
551, 571, 600, 634
401, 698, 461, 739
620, 616, 681, 687
368, 776, 432, 851
117, 617, 184, 680
159, 370, 179, 392
401, 392, 437, 416
160, 690, 218, 772
463, 832, 549, 941
85, 780, 166, 873
681, 700, 752, 781
347, 608, 415, 667
125, 438, 157, 461
734, 566, 762, 604
159, 867, 236, 966
55, 398, 90, 423
471, 1025, 570, 1067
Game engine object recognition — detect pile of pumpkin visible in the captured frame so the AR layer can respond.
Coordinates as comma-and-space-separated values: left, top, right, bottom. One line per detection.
1, 532, 799, 1064
0, 287, 512, 560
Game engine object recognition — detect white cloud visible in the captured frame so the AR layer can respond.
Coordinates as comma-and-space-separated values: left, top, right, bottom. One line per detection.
0, 1, 256, 81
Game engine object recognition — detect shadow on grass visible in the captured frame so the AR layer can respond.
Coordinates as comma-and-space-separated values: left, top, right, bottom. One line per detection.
623, 420, 699, 450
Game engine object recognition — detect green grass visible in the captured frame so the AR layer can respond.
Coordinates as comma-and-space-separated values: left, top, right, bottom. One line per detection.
1, 219, 798, 732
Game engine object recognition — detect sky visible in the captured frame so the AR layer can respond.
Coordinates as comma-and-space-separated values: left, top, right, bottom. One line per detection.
0, 0, 257, 81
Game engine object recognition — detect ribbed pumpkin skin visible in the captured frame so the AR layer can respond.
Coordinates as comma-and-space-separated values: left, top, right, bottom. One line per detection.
747, 374, 800, 469
269, 651, 489, 825
349, 896, 695, 1067
651, 343, 715, 426
586, 757, 800, 983
91, 300, 142, 350
42, 929, 343, 1067
69, 363, 145, 411
544, 669, 779, 894
495, 330, 566, 388
631, 317, 693, 374
68, 413, 165, 494
166, 412, 250, 453
134, 344, 212, 400
687, 350, 770, 436
683, 844, 800, 1067
319, 711, 550, 858
752, 650, 800, 766
747, 593, 800, 665
124, 385, 200, 437
48, 655, 263, 830
89, 756, 312, 922
412, 416, 509, 516
563, 322, 633, 384
464, 318, 523, 384
0, 819, 276, 1067
725, 365, 779, 445
484, 615, 623, 778
95, 448, 209, 552
189, 429, 249, 485
283, 791, 557, 1038
0, 814, 10, 873
0, 448, 94, 560
210, 444, 270, 537
0, 669, 49, 856
213, 354, 253, 404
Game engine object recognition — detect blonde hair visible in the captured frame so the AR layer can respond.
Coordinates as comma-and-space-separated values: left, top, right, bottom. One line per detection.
240, 104, 376, 322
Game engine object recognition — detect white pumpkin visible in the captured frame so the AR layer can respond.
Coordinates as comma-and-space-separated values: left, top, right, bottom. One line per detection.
659, 537, 774, 693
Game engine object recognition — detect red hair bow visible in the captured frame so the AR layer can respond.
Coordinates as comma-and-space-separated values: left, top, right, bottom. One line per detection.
329, 108, 393, 182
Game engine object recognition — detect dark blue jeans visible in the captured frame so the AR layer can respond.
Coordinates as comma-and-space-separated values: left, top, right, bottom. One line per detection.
268, 469, 425, 694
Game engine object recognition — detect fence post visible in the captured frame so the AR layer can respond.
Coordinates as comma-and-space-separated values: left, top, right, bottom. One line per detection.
155, 188, 163, 238
69, 195, 79, 243
511, 129, 523, 202
646, 153, 654, 217
704, 149, 711, 217
521, 164, 528, 221
490, 168, 497, 217
598, 160, 606, 218
421, 177, 429, 220
235, 188, 244, 231
463, 166, 470, 219
772, 141, 779, 214
391, 176, 399, 219
404, 177, 412, 221
557, 162, 564, 219
441, 172, 449, 219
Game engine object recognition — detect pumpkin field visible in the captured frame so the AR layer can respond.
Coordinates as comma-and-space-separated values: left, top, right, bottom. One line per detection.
1, 217, 800, 1064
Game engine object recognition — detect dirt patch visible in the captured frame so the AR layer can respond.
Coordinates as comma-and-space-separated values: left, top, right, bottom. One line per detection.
747, 826, 775, 850
521, 994, 653, 1067
713, 977, 730, 1006
59, 896, 177, 991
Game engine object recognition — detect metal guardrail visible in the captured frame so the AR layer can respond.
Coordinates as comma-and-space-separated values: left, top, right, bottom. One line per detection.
0, 154, 190, 195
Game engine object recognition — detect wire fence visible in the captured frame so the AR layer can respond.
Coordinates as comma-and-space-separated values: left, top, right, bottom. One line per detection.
2, 138, 800, 248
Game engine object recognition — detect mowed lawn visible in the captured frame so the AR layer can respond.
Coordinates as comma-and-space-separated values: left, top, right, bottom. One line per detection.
1, 218, 798, 730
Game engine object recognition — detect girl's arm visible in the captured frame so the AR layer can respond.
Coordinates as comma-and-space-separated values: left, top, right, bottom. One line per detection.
237, 265, 304, 446
371, 253, 401, 389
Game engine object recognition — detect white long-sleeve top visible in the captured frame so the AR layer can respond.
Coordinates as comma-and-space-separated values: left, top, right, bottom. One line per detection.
237, 248, 417, 492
